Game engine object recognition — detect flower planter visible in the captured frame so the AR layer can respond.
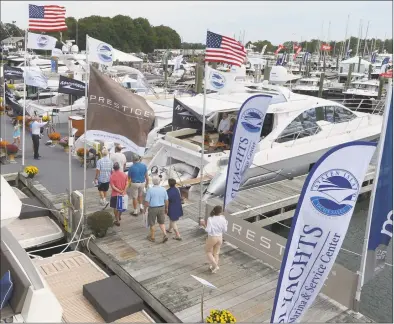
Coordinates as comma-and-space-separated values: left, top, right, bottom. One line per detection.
27, 174, 35, 179
64, 147, 69, 153
8, 154, 16, 163
52, 140, 59, 145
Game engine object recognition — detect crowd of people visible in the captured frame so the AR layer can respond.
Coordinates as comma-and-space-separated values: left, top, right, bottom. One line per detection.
94, 144, 228, 274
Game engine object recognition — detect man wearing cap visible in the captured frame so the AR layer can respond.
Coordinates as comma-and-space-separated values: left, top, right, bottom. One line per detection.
128, 154, 149, 215
110, 144, 127, 171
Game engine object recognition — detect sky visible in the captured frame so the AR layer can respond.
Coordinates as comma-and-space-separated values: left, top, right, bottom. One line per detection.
1, 1, 392, 44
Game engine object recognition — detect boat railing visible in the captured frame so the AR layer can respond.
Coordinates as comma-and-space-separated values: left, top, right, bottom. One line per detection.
330, 97, 386, 114
272, 113, 381, 148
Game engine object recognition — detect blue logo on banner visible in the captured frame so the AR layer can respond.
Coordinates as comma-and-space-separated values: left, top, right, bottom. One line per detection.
37, 35, 49, 48
97, 43, 113, 63
241, 108, 264, 133
210, 72, 226, 89
310, 169, 359, 216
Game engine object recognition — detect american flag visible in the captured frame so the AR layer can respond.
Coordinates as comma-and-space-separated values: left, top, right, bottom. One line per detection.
205, 31, 246, 67
29, 4, 67, 32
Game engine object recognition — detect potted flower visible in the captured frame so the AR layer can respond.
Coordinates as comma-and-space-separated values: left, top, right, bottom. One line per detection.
24, 165, 39, 179
5, 144, 18, 163
206, 310, 236, 323
0, 105, 5, 115
59, 137, 69, 152
42, 115, 51, 122
48, 132, 61, 145
0, 140, 9, 154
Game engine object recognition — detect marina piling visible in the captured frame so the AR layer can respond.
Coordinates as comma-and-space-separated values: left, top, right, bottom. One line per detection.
377, 76, 385, 99
357, 56, 362, 73
318, 72, 325, 98
194, 64, 203, 94
368, 64, 373, 80
263, 66, 271, 81
345, 64, 354, 90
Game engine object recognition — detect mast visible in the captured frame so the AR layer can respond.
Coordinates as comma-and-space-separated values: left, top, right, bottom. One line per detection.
342, 14, 350, 59
362, 21, 370, 58
355, 19, 362, 57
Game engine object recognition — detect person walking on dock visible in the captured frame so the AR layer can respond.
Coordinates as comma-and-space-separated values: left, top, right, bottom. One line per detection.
166, 178, 183, 240
110, 162, 128, 226
205, 205, 228, 273
144, 176, 169, 243
110, 144, 127, 171
128, 154, 149, 216
30, 117, 47, 160
95, 148, 113, 206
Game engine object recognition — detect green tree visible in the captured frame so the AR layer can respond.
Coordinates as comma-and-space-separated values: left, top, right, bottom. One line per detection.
153, 25, 181, 49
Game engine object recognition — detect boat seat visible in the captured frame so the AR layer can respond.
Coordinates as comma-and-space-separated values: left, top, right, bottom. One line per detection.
0, 241, 31, 315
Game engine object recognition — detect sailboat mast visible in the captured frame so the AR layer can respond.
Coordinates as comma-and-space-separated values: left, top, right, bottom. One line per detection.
362, 21, 370, 58
356, 19, 362, 56
342, 14, 350, 59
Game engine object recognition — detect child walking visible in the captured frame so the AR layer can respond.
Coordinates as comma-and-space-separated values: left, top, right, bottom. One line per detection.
13, 120, 21, 149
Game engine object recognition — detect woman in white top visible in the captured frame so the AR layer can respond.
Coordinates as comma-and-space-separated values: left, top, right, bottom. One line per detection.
205, 205, 228, 273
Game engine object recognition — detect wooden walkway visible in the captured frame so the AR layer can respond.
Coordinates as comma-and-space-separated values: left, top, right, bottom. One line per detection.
88, 215, 371, 323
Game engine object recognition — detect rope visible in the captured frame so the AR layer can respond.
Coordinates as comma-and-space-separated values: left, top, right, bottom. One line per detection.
27, 236, 93, 254
22, 203, 64, 213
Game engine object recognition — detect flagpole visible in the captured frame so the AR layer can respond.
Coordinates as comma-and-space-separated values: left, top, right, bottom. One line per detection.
354, 81, 392, 312
198, 61, 208, 220
22, 29, 27, 168
83, 34, 89, 215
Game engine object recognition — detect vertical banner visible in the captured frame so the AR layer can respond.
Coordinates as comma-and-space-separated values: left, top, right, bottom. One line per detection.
362, 90, 393, 283
86, 66, 155, 156
271, 141, 376, 323
223, 95, 272, 209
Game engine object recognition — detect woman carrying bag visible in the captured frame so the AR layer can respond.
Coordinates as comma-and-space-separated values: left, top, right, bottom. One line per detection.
110, 162, 128, 226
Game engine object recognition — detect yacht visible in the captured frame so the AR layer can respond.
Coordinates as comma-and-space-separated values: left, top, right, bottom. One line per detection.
0, 176, 156, 323
292, 77, 332, 96
142, 86, 382, 199
343, 79, 381, 99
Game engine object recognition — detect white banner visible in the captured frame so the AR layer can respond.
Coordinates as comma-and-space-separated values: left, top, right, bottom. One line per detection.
271, 141, 376, 323
27, 32, 57, 50
206, 66, 245, 94
87, 35, 114, 66
223, 94, 272, 209
24, 69, 48, 89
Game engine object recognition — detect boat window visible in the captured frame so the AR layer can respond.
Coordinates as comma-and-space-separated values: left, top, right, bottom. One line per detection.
261, 113, 274, 137
334, 106, 356, 122
276, 110, 321, 143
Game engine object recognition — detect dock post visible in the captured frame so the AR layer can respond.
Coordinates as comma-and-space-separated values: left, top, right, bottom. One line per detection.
345, 64, 354, 90
377, 76, 385, 99
299, 62, 302, 76
195, 63, 203, 94
336, 56, 339, 71
318, 72, 325, 98
254, 64, 259, 83
323, 52, 326, 73
263, 66, 270, 81
201, 285, 205, 323
368, 64, 373, 80
357, 56, 362, 73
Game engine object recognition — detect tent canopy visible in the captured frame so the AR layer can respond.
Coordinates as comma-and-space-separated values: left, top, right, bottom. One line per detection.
113, 49, 143, 63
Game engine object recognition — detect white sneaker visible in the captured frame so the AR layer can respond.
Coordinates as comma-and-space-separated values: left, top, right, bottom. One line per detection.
99, 198, 104, 205
211, 266, 220, 274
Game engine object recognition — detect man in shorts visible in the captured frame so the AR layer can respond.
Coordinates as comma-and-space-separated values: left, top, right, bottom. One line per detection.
127, 154, 149, 215
144, 175, 168, 243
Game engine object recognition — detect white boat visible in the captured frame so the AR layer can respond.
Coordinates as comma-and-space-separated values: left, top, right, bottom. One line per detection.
0, 175, 156, 323
343, 79, 381, 99
25, 95, 86, 123
142, 87, 382, 199
292, 77, 332, 95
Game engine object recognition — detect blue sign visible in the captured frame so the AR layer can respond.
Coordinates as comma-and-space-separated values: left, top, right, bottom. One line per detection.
51, 59, 56, 73
363, 92, 393, 283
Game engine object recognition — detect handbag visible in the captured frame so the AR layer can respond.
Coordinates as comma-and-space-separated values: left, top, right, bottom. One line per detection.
142, 210, 149, 228
116, 195, 128, 212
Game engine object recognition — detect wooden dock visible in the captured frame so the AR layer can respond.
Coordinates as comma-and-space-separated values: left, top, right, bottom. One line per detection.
88, 214, 372, 323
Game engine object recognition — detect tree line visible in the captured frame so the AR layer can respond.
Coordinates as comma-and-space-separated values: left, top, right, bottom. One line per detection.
1, 19, 392, 55
246, 37, 393, 55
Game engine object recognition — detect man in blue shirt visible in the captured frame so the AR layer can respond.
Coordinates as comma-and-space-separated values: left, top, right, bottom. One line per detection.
144, 176, 168, 243
128, 154, 149, 215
